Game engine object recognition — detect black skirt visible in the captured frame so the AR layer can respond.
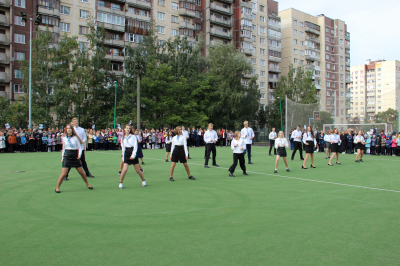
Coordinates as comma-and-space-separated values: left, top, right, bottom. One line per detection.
124, 148, 139, 165
62, 150, 81, 168
166, 143, 171, 152
277, 147, 287, 157
355, 143, 363, 150
305, 141, 315, 153
331, 143, 340, 153
171, 145, 186, 163
325, 142, 330, 149
136, 144, 143, 158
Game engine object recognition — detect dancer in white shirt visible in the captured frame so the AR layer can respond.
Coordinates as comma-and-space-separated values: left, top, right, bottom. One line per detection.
291, 125, 305, 161
170, 126, 195, 181
301, 126, 317, 169
165, 131, 173, 162
274, 131, 290, 173
324, 130, 332, 159
241, 121, 254, 164
182, 126, 191, 159
228, 131, 248, 177
269, 128, 277, 156
354, 131, 365, 162
119, 124, 146, 189
328, 128, 341, 166
204, 123, 219, 168
55, 124, 93, 193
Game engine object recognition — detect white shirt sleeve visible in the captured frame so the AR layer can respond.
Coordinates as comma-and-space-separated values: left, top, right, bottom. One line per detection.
131, 135, 137, 158
170, 137, 175, 158
231, 139, 236, 151
121, 137, 125, 156
241, 128, 247, 139
184, 137, 188, 157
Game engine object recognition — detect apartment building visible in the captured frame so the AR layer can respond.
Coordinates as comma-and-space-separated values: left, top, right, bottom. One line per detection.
279, 8, 350, 124
348, 59, 400, 121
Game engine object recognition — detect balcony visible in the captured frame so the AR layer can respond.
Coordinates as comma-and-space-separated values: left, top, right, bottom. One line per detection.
125, 12, 151, 21
269, 45, 281, 52
269, 67, 281, 74
269, 76, 279, 83
38, 6, 60, 17
241, 24, 252, 31
210, 16, 232, 27
113, 70, 124, 76
346, 78, 351, 84
0, 72, 8, 82
314, 65, 320, 71
38, 25, 60, 34
345, 61, 350, 67
345, 32, 350, 39
241, 13, 252, 21
179, 21, 196, 30
0, 33, 9, 45
104, 39, 125, 47
0, 0, 10, 7
126, 0, 151, 9
97, 6, 125, 17
240, 1, 251, 8
179, 9, 196, 18
0, 14, 9, 26
346, 114, 351, 118
210, 3, 232, 15
219, 0, 233, 3
305, 54, 320, 61
240, 48, 252, 56
305, 35, 320, 44
185, 36, 196, 43
97, 22, 125, 32
105, 53, 125, 62
267, 33, 281, 40
305, 65, 315, 71
267, 23, 281, 31
268, 56, 281, 63
242, 72, 252, 79
304, 25, 320, 35
0, 52, 6, 63
210, 28, 232, 39
315, 84, 321, 90
345, 42, 350, 49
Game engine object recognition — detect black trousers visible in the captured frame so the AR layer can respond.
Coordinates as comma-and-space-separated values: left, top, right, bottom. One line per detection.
228, 153, 246, 173
205, 143, 217, 166
186, 140, 190, 157
67, 150, 91, 177
243, 144, 252, 162
269, 140, 276, 155
291, 141, 303, 159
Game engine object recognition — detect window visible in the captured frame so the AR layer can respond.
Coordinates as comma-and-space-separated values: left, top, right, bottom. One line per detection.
172, 2, 178, 9
81, 0, 89, 2
14, 34, 25, 44
260, 5, 264, 11
158, 12, 165, 20
294, 58, 298, 64
14, 84, 24, 93
260, 82, 265, 88
260, 26, 265, 33
260, 59, 265, 66
14, 16, 26, 26
171, 29, 178, 36
79, 42, 88, 51
260, 71, 265, 77
14, 69, 23, 79
300, 41, 303, 46
60, 22, 70, 32
260, 38, 265, 44
300, 50, 304, 56
260, 48, 265, 55
251, 58, 256, 64
111, 3, 120, 10
80, 10, 89, 19
97, 12, 125, 26
260, 16, 265, 22
260, 93, 265, 99
158, 26, 165, 34
171, 15, 178, 23
79, 26, 89, 35
60, 6, 71, 15
293, 29, 297, 35
293, 39, 297, 45
125, 33, 144, 43
300, 31, 303, 37
14, 0, 25, 8
293, 20, 297, 25
98, 0, 105, 6
14, 52, 25, 60
158, 0, 165, 6
294, 49, 298, 54
300, 22, 303, 27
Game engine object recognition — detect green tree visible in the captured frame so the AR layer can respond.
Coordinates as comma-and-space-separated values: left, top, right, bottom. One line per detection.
311, 111, 334, 130
372, 108, 398, 132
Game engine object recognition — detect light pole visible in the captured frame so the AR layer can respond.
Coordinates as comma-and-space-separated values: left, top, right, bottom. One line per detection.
277, 97, 283, 132
114, 81, 117, 129
135, 64, 144, 130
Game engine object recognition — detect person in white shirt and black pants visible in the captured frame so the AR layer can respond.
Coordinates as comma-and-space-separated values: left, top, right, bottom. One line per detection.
291, 125, 304, 161
169, 126, 196, 181
182, 126, 191, 159
269, 128, 277, 156
241, 121, 254, 164
274, 131, 290, 173
301, 126, 317, 169
119, 124, 146, 189
204, 123, 219, 168
55, 124, 93, 193
65, 118, 94, 181
165, 131, 173, 162
328, 128, 341, 166
228, 131, 248, 177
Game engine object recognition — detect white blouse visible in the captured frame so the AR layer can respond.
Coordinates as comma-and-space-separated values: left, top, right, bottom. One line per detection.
135, 134, 142, 143
204, 130, 218, 144
269, 131, 277, 140
231, 138, 246, 154
165, 136, 173, 144
291, 130, 303, 142
62, 135, 82, 159
330, 134, 341, 144
324, 134, 331, 142
171, 135, 188, 157
275, 138, 289, 149
353, 136, 365, 144
121, 134, 138, 158
302, 132, 317, 145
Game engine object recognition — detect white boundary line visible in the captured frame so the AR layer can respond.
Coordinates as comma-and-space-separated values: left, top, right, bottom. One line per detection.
101, 152, 400, 193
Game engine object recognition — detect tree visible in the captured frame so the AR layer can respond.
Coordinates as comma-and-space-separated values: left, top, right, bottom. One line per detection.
311, 111, 334, 130
372, 108, 398, 132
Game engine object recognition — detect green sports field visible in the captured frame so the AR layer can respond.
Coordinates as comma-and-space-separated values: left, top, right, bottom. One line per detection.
1, 146, 400, 265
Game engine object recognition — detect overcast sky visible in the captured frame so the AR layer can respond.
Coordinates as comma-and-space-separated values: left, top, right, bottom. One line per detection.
278, 0, 400, 66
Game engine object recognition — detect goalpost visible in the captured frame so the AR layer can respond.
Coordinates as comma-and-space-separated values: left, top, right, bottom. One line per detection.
323, 123, 391, 134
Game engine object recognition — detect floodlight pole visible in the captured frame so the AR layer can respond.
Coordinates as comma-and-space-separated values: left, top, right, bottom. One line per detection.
277, 97, 283, 132
28, 18, 32, 129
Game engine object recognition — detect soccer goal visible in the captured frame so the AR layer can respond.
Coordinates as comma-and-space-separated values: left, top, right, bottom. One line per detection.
323, 123, 391, 134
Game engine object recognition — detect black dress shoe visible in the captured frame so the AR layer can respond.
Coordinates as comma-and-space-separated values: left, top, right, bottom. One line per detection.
248, 162, 253, 164
302, 165, 308, 169
269, 154, 272, 156
336, 162, 341, 165
170, 177, 175, 181
274, 170, 277, 173
204, 165, 210, 168
213, 164, 219, 167
142, 162, 145, 165
55, 189, 60, 193
310, 165, 316, 168
64, 177, 68, 181
286, 168, 290, 172
229, 173, 235, 177
166, 159, 169, 162
87, 186, 93, 189
328, 163, 333, 166
243, 172, 248, 175
188, 157, 192, 159
87, 174, 95, 178
189, 176, 196, 180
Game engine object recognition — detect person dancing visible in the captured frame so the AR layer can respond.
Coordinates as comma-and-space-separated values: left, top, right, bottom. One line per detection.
274, 131, 290, 173
165, 131, 173, 162
55, 124, 93, 193
269, 127, 277, 156
354, 131, 365, 162
291, 125, 304, 161
170, 126, 195, 181
204, 123, 219, 168
228, 131, 248, 177
119, 124, 146, 189
328, 128, 341, 166
134, 129, 145, 171
241, 121, 254, 164
324, 130, 332, 159
301, 126, 317, 169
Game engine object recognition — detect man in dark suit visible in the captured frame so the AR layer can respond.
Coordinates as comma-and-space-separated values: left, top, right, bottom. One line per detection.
190, 127, 197, 147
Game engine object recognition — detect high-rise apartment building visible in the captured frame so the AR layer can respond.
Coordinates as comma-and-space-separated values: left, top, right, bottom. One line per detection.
279, 8, 350, 125
348, 59, 400, 122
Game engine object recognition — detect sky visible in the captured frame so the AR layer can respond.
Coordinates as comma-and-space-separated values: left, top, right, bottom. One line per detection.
278, 0, 400, 66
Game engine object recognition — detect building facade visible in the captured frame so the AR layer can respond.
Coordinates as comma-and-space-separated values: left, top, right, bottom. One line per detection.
348, 59, 400, 122
279, 8, 350, 125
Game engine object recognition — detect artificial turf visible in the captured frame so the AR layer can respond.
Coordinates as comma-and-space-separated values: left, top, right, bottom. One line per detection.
1, 146, 400, 265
